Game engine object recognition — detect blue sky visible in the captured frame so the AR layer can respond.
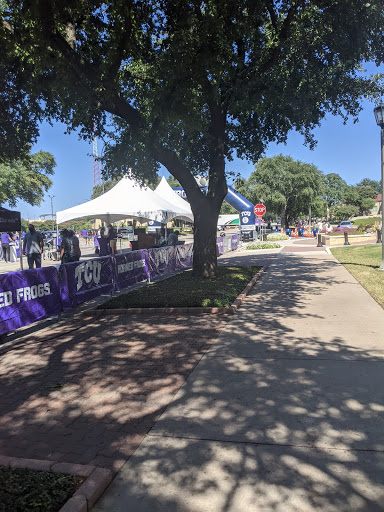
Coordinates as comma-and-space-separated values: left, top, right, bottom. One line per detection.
16, 93, 383, 221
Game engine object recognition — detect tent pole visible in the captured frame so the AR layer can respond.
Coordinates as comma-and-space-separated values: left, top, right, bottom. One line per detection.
19, 240, 23, 271
56, 220, 59, 254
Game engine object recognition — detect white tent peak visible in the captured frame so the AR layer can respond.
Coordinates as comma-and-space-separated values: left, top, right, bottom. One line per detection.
155, 177, 193, 222
56, 175, 190, 225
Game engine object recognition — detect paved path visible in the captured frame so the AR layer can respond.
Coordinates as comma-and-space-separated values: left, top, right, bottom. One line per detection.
94, 249, 384, 512
0, 314, 226, 473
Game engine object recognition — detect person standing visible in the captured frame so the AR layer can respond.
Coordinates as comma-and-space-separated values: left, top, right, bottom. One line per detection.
98, 227, 110, 257
107, 223, 117, 255
23, 224, 44, 269
60, 229, 81, 263
8, 233, 17, 262
167, 230, 179, 246
68, 230, 81, 261
1, 232, 12, 262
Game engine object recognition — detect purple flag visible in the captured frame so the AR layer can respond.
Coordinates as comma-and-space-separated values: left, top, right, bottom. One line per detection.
113, 250, 149, 291
175, 243, 193, 271
231, 234, 238, 251
147, 246, 177, 278
58, 256, 114, 309
0, 266, 61, 335
216, 237, 224, 256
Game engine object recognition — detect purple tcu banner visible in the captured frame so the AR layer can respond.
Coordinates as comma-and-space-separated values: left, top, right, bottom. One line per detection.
0, 266, 61, 335
216, 237, 224, 256
59, 256, 114, 309
231, 234, 238, 251
175, 243, 193, 270
113, 250, 149, 291
147, 246, 177, 278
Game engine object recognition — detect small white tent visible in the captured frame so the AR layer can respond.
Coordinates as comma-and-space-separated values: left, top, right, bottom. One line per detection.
56, 175, 188, 225
154, 177, 194, 222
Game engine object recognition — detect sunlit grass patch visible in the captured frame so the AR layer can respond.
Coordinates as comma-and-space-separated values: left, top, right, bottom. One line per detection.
331, 245, 384, 309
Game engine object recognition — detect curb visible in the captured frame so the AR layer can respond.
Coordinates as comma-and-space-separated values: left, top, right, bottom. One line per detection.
85, 266, 267, 316
0, 456, 112, 512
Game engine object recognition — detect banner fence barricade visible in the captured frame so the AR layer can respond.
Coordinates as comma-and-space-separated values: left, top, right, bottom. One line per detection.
231, 234, 238, 251
175, 243, 193, 271
113, 250, 150, 291
0, 233, 239, 337
0, 267, 61, 335
147, 245, 178, 279
216, 237, 224, 256
58, 256, 114, 310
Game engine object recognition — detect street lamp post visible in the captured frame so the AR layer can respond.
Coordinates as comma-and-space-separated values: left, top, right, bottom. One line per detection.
373, 104, 384, 270
48, 195, 55, 232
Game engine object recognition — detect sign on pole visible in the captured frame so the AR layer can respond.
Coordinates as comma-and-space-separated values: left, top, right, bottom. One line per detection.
254, 204, 266, 217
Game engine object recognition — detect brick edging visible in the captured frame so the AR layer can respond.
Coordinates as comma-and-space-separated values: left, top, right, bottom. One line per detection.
85, 266, 267, 316
0, 455, 112, 512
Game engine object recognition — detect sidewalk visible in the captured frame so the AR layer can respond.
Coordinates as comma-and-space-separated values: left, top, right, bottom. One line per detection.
94, 249, 384, 512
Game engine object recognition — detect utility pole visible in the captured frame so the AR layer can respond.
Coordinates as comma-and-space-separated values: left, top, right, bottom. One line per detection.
48, 195, 55, 232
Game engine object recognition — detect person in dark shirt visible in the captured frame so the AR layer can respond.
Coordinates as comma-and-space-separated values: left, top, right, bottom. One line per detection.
60, 229, 81, 263
107, 224, 117, 255
98, 227, 110, 257
23, 224, 44, 268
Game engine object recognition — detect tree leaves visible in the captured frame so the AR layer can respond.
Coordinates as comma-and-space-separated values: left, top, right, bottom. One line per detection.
0, 151, 55, 207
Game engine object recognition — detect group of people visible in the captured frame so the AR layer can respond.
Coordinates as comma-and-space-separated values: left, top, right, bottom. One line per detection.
1, 231, 18, 263
2, 222, 179, 270
317, 220, 333, 234
95, 224, 118, 256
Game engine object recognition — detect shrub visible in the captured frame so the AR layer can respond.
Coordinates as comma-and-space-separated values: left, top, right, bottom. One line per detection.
246, 242, 281, 250
267, 233, 289, 241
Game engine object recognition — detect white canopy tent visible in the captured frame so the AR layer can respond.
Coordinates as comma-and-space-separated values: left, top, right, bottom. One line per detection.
56, 175, 191, 225
154, 177, 194, 222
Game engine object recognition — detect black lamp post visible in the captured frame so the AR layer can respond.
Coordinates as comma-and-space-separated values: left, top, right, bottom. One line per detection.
373, 103, 384, 270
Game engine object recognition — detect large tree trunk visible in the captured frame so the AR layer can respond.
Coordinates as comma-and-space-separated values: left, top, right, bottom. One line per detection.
153, 104, 228, 278
191, 195, 221, 278
281, 205, 288, 230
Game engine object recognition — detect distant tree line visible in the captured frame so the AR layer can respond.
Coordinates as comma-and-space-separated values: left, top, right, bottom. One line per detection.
224, 155, 380, 228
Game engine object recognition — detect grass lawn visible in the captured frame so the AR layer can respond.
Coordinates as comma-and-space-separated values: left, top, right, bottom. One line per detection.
331, 245, 384, 309
0, 466, 83, 512
100, 266, 261, 309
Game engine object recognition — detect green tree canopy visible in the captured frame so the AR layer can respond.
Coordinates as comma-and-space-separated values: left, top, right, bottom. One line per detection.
167, 175, 181, 188
323, 173, 349, 209
345, 184, 377, 215
357, 178, 382, 193
1, 1, 384, 275
0, 151, 55, 207
329, 204, 359, 222
244, 155, 324, 228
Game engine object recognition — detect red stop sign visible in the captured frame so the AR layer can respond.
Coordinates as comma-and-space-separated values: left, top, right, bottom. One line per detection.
254, 204, 266, 216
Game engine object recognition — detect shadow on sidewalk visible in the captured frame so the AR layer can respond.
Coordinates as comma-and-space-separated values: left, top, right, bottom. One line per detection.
95, 254, 384, 511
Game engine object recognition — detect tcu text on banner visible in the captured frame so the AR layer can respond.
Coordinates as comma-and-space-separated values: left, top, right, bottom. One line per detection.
0, 267, 61, 335
59, 256, 114, 309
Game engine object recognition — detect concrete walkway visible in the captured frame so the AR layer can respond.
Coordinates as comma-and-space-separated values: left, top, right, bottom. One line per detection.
94, 249, 384, 512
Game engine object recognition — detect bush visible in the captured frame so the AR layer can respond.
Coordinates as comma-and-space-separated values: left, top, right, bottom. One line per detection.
267, 233, 289, 241
246, 242, 281, 250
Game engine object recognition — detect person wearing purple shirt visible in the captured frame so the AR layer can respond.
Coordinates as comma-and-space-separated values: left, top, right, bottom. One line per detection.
1, 232, 12, 262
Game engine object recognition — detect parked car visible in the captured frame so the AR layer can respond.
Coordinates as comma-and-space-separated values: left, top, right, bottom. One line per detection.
118, 227, 133, 234
340, 221, 353, 229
